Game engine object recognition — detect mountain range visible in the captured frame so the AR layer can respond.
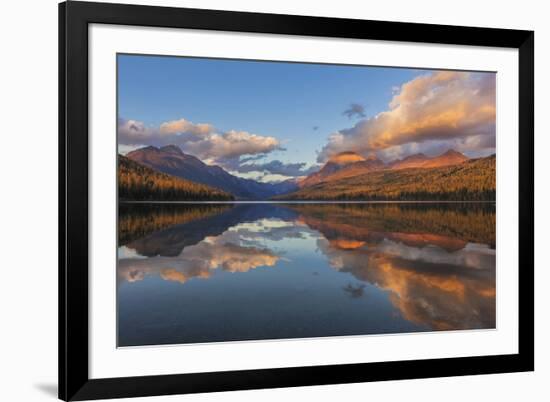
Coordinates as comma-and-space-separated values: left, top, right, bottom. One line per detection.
299, 151, 385, 188
390, 149, 468, 169
126, 145, 298, 200
297, 149, 468, 188
278, 153, 495, 201
121, 144, 494, 201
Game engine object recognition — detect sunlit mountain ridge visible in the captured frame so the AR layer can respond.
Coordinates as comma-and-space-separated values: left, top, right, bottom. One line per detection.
279, 153, 495, 201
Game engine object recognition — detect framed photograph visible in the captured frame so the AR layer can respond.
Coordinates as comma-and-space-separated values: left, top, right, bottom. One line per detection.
59, 1, 534, 400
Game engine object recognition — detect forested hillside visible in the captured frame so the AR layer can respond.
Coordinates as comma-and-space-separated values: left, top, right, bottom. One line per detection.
118, 155, 234, 201
277, 155, 495, 201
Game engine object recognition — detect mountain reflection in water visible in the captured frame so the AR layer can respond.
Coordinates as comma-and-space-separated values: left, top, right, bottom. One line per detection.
117, 202, 496, 346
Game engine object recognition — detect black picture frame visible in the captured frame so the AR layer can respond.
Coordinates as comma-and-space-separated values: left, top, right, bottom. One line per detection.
59, 1, 534, 400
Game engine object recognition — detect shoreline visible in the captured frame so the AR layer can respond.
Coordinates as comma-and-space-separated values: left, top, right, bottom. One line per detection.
119, 200, 497, 204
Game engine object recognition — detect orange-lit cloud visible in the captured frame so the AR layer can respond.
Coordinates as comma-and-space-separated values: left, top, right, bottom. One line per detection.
318, 237, 496, 330
159, 268, 211, 284
292, 203, 495, 330
159, 118, 214, 136
319, 71, 496, 162
329, 239, 366, 250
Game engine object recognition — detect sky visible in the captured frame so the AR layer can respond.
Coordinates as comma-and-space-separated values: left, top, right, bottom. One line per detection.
118, 54, 496, 183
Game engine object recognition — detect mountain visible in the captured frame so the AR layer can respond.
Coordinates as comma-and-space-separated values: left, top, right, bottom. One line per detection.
390, 149, 468, 169
322, 155, 386, 183
287, 203, 495, 249
298, 149, 469, 189
118, 155, 234, 201
275, 154, 495, 201
389, 153, 429, 169
126, 145, 298, 199
298, 151, 384, 188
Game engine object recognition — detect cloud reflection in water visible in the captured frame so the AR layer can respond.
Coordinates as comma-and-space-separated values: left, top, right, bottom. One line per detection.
117, 202, 496, 342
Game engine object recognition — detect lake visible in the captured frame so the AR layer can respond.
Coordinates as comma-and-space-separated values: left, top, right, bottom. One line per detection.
117, 202, 496, 347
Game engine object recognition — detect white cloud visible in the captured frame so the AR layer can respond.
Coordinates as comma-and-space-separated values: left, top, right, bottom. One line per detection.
117, 143, 148, 155
118, 117, 282, 164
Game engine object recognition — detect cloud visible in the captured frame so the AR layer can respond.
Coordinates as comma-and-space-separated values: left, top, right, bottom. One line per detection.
233, 159, 319, 177
377, 133, 496, 161
314, 230, 495, 330
118, 118, 156, 144
118, 117, 282, 165
159, 118, 214, 136
343, 103, 366, 119
290, 203, 496, 330
118, 143, 148, 155
233, 218, 317, 242
188, 130, 281, 162
342, 283, 366, 298
118, 227, 281, 285
320, 71, 496, 162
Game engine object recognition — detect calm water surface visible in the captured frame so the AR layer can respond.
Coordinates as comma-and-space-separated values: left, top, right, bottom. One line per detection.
117, 202, 496, 347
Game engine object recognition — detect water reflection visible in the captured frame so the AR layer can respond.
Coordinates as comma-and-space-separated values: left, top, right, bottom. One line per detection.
118, 202, 495, 346
118, 223, 281, 284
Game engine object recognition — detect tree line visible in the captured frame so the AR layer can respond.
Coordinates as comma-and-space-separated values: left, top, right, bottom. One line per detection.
118, 155, 234, 201
279, 155, 496, 202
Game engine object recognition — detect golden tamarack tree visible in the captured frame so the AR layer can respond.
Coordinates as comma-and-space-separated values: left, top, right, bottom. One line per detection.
118, 155, 234, 201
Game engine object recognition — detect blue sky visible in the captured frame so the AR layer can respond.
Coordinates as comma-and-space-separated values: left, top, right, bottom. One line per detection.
118, 54, 496, 182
